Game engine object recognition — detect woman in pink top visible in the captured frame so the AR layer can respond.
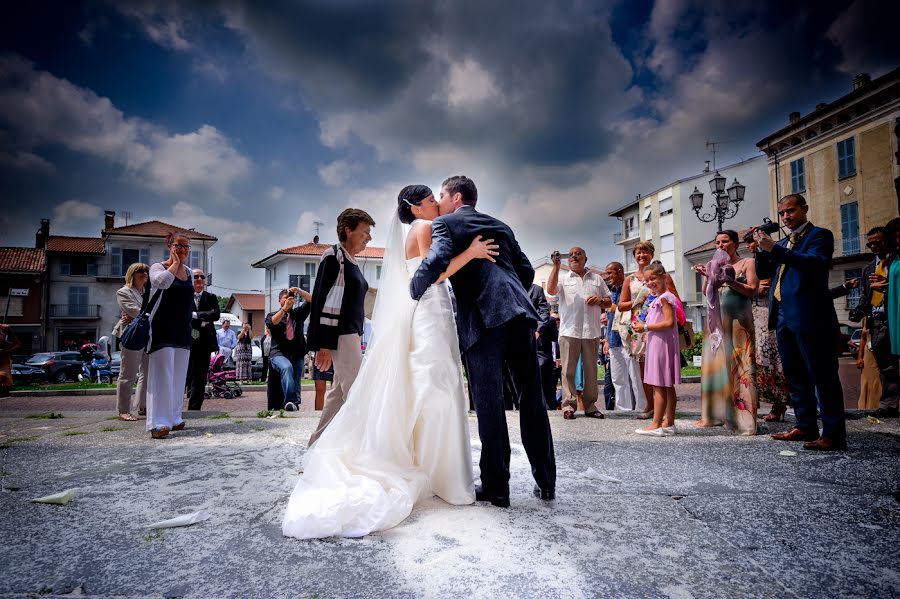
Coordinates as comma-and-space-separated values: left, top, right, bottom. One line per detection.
631, 263, 680, 436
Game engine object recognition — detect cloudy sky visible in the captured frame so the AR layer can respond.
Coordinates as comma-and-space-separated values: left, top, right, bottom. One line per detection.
1, 0, 897, 294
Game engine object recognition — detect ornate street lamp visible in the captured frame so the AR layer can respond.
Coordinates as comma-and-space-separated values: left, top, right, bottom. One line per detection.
691, 170, 747, 232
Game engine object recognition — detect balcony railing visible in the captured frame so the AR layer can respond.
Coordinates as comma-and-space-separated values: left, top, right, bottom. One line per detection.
50, 304, 101, 319
836, 235, 865, 257
614, 230, 639, 244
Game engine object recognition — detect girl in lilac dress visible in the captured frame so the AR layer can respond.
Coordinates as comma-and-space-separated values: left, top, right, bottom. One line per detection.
631, 263, 680, 437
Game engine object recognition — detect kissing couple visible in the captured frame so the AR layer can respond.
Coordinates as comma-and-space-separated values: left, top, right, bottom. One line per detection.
283, 175, 556, 540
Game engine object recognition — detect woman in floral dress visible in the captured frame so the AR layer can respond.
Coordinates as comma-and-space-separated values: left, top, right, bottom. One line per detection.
747, 241, 791, 421
694, 231, 759, 435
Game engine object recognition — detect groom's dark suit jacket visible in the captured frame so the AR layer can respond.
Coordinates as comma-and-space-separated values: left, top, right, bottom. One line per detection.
409, 205, 538, 351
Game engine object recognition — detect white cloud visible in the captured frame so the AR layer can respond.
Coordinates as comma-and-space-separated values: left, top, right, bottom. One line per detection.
159, 202, 283, 292
317, 159, 358, 187
445, 58, 502, 110
115, 0, 193, 51
0, 150, 55, 173
0, 54, 250, 197
52, 199, 103, 228
269, 185, 285, 201
143, 125, 250, 195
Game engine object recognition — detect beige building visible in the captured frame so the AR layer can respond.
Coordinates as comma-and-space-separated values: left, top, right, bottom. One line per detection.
756, 68, 900, 323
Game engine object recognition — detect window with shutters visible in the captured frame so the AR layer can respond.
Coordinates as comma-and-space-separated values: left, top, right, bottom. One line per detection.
840, 202, 860, 256
60, 256, 97, 276
837, 137, 856, 179
790, 158, 806, 193
68, 287, 89, 317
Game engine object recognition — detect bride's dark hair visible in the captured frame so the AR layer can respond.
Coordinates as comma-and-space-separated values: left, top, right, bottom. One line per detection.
397, 185, 433, 224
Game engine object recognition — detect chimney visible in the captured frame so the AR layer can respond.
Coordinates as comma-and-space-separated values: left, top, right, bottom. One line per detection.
703, 160, 711, 173
35, 219, 49, 249
104, 210, 115, 231
789, 111, 801, 124
313, 235, 320, 244
816, 103, 828, 111
853, 73, 871, 90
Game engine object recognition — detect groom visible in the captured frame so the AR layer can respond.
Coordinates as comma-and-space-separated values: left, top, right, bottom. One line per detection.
410, 175, 556, 507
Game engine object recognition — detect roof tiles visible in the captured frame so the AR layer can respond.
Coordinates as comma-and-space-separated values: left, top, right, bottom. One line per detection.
0, 247, 46, 273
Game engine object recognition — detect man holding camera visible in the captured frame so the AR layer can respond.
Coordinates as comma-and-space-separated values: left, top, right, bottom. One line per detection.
753, 193, 847, 450
266, 287, 312, 411
546, 247, 611, 420
855, 227, 899, 418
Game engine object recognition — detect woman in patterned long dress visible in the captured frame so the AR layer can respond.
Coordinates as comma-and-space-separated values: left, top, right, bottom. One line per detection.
235, 324, 253, 383
693, 231, 759, 435
747, 241, 791, 420
617, 240, 680, 420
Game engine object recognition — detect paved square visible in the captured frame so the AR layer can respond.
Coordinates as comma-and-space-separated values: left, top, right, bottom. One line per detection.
1, 390, 898, 598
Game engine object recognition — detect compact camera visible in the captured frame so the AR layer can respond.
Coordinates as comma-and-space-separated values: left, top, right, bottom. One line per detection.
743, 217, 780, 243
551, 250, 561, 262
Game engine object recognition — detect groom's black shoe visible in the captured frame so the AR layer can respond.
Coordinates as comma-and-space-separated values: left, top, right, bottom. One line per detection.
474, 485, 510, 508
533, 485, 555, 501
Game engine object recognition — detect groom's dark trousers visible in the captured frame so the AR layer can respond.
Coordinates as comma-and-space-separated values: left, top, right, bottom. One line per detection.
465, 315, 554, 497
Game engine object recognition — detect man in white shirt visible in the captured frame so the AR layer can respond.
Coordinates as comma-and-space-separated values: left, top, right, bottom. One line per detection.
216, 319, 237, 367
547, 247, 611, 420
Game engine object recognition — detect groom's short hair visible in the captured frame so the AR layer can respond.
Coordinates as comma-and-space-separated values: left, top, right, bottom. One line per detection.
442, 175, 477, 206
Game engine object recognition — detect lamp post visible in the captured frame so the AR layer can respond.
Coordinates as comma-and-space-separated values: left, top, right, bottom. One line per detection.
690, 170, 746, 232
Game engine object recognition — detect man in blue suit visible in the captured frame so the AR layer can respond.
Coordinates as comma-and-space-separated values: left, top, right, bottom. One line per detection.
410, 176, 556, 506
754, 193, 847, 451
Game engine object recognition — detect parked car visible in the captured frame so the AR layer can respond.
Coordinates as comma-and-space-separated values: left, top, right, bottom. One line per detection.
11, 363, 47, 385
214, 313, 243, 331
836, 323, 860, 356
25, 352, 85, 383
847, 328, 863, 354
110, 351, 121, 377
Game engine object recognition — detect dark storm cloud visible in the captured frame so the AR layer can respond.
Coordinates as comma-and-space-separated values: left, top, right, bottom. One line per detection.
220, 0, 633, 170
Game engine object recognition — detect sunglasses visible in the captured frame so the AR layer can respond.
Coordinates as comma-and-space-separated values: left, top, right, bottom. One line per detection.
135, 269, 149, 274
193, 274, 206, 280
172, 243, 191, 250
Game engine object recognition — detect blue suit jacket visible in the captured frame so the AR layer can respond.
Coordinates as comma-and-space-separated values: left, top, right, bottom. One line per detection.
409, 206, 538, 351
755, 223, 838, 332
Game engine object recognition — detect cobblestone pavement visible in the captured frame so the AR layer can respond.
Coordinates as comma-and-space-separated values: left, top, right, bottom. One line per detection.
1, 368, 897, 598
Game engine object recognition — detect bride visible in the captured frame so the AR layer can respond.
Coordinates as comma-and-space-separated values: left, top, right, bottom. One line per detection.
282, 184, 498, 539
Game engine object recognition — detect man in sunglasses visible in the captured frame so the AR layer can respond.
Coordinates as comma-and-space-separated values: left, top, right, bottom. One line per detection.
186, 268, 220, 410
856, 227, 900, 418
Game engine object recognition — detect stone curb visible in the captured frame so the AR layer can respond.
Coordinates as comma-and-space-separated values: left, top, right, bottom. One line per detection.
9, 387, 270, 398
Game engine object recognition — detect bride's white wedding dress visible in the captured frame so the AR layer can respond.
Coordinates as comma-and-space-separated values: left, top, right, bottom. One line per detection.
282, 216, 475, 540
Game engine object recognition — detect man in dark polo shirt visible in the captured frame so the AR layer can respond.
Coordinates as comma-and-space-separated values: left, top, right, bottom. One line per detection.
265, 286, 311, 411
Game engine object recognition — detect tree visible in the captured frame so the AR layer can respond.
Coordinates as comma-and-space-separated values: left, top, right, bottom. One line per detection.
217, 295, 229, 312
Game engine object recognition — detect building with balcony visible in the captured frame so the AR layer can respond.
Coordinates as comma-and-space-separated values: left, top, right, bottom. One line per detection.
608, 155, 769, 323
251, 241, 384, 315
0, 246, 47, 354
40, 212, 217, 350
756, 68, 900, 323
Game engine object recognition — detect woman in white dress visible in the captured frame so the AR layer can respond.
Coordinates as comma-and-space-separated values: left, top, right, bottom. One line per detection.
282, 185, 498, 540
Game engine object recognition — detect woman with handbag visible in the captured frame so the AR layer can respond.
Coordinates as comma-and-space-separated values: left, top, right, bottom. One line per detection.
146, 233, 194, 439
693, 230, 759, 435
112, 263, 150, 420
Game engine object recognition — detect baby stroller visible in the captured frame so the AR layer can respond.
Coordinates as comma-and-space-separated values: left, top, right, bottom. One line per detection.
207, 353, 243, 399
79, 343, 113, 384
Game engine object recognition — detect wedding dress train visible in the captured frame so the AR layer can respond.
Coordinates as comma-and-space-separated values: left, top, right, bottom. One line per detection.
282, 219, 475, 540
